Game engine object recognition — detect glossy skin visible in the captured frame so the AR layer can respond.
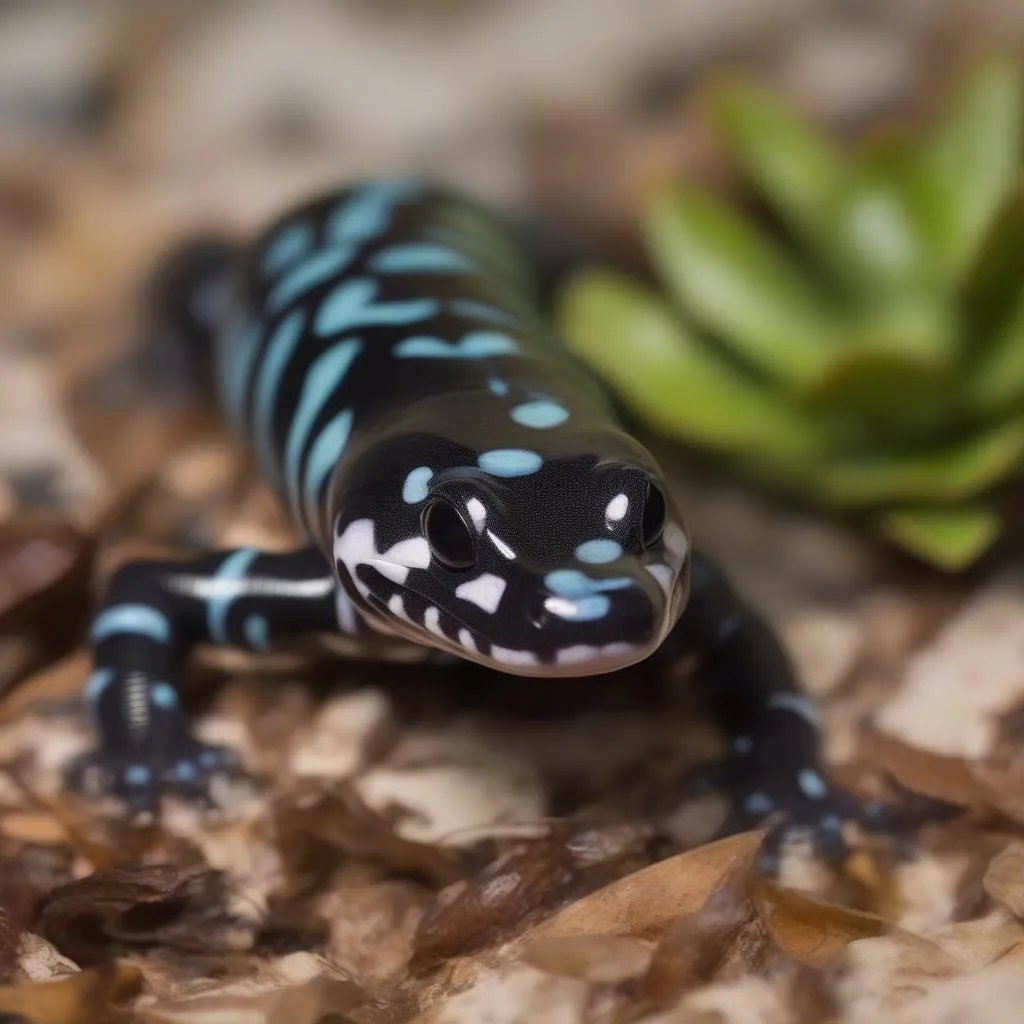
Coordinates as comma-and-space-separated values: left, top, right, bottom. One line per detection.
71, 180, 933, 864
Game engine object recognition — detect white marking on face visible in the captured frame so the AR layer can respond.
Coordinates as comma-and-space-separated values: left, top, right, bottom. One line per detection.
387, 593, 407, 619
605, 493, 628, 523
645, 563, 674, 597
466, 498, 486, 530
458, 628, 477, 652
455, 573, 507, 614
335, 519, 430, 592
487, 530, 516, 560
424, 605, 446, 638
491, 646, 538, 666
556, 642, 636, 666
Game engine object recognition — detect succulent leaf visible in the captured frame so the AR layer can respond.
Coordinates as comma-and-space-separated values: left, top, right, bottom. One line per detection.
558, 57, 1024, 570
915, 55, 1023, 281
878, 506, 1001, 571
559, 270, 826, 460
643, 186, 843, 388
816, 415, 1024, 507
709, 81, 843, 250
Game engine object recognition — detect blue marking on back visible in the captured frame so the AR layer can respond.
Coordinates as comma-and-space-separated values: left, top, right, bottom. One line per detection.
402, 466, 433, 503
150, 682, 178, 709
244, 615, 270, 652
207, 548, 261, 645
370, 243, 475, 274
85, 668, 114, 702
254, 309, 307, 477
125, 765, 151, 786
798, 768, 827, 799
450, 299, 520, 328
221, 322, 263, 424
395, 331, 518, 360
478, 449, 543, 477
263, 221, 314, 276
284, 338, 363, 509
92, 605, 171, 645
511, 400, 569, 429
303, 409, 354, 526
575, 539, 623, 564
744, 792, 774, 815
315, 279, 438, 336
268, 246, 355, 313
176, 761, 197, 782
326, 180, 421, 243
487, 377, 509, 396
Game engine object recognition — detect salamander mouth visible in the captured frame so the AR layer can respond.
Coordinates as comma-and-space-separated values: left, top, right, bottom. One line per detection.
364, 590, 655, 677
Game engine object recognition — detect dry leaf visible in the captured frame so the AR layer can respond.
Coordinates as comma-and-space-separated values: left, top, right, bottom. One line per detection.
0, 961, 141, 1023
750, 874, 891, 968
520, 934, 652, 984
985, 841, 1024, 919
36, 864, 247, 966
524, 830, 765, 943
640, 860, 764, 1007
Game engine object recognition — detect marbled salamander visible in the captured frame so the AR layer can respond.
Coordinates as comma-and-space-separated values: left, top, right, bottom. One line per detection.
72, 180, 925, 863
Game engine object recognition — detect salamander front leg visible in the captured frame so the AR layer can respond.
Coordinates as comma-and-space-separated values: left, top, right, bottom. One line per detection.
69, 546, 343, 814
670, 552, 953, 869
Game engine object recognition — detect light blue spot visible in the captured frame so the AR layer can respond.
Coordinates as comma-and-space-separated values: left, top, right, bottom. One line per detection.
547, 594, 611, 621
743, 792, 774, 816
326, 180, 421, 243
478, 449, 543, 477
207, 548, 261, 645
125, 765, 151, 786
370, 243, 475, 274
394, 331, 518, 360
450, 299, 520, 328
199, 749, 221, 769
92, 605, 171, 645
244, 615, 270, 652
254, 309, 307, 476
85, 668, 114, 702
544, 570, 633, 597
267, 247, 355, 314
176, 760, 197, 782
150, 682, 178, 709
284, 338, 363, 510
511, 400, 569, 429
798, 768, 828, 800
575, 539, 622, 564
315, 278, 438, 336
303, 409, 354, 526
487, 377, 509, 396
821, 814, 843, 831
733, 735, 754, 756
263, 221, 314, 276
402, 466, 433, 503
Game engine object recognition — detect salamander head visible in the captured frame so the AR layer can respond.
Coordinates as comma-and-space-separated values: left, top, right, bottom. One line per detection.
331, 436, 690, 676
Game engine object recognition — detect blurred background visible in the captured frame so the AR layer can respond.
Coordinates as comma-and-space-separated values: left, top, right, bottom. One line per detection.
1, 5, 1024, 1019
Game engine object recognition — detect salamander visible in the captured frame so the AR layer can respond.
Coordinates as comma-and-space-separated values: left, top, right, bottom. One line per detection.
70, 179, 936, 865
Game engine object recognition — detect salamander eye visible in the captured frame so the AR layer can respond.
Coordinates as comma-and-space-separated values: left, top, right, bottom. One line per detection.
423, 499, 476, 570
641, 482, 667, 550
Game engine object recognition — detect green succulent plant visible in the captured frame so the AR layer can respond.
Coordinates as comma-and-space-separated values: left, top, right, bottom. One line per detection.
559, 56, 1024, 571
